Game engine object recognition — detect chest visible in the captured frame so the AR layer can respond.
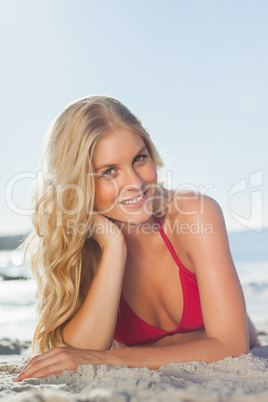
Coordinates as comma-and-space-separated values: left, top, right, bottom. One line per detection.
122, 239, 186, 331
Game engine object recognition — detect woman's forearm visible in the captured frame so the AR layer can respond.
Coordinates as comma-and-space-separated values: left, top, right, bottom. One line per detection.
62, 241, 127, 350
15, 331, 250, 381
106, 336, 249, 370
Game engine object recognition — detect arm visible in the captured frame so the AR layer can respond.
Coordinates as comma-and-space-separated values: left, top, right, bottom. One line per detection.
106, 195, 249, 367
14, 332, 246, 382
62, 214, 127, 350
15, 196, 249, 379
189, 195, 248, 357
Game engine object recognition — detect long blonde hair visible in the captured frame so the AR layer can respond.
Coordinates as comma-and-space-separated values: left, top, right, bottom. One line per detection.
26, 95, 168, 352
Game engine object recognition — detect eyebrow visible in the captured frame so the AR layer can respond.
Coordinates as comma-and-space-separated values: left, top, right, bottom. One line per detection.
94, 145, 148, 172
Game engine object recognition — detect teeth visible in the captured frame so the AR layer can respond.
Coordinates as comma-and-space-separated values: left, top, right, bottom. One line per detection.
121, 192, 144, 205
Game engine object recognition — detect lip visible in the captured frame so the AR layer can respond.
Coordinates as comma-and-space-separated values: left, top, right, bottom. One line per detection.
119, 189, 149, 208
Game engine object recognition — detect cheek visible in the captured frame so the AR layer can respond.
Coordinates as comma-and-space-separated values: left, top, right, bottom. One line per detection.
145, 162, 158, 183
94, 181, 119, 209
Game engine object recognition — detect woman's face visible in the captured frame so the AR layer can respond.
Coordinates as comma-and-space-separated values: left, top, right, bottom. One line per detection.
92, 128, 157, 225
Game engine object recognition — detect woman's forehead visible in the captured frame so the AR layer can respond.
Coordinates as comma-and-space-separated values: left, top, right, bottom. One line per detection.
92, 129, 146, 168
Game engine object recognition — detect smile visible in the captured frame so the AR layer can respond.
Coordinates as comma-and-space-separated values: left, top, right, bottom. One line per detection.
120, 191, 147, 205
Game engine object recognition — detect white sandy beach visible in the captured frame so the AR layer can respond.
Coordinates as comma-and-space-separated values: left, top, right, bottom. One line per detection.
1, 328, 268, 402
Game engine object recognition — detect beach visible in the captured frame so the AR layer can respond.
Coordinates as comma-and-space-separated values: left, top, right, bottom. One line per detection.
0, 228, 268, 400
1, 336, 268, 401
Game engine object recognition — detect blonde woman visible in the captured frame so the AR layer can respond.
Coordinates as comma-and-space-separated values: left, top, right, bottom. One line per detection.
15, 96, 258, 381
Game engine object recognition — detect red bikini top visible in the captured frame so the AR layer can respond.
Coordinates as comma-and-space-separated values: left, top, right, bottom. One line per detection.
113, 217, 204, 347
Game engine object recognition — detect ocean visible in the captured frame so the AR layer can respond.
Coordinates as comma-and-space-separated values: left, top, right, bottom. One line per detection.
0, 229, 267, 341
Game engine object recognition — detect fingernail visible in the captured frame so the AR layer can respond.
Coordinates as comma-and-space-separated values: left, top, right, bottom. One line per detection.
13, 377, 20, 382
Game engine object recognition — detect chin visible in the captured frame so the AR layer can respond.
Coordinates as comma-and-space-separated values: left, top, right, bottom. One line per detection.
126, 214, 153, 225
114, 209, 155, 226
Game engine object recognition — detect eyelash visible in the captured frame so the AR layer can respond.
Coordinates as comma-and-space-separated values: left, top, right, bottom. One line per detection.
133, 154, 147, 163
100, 154, 147, 178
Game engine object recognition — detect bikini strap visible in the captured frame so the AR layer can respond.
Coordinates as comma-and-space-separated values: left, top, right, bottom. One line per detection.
154, 216, 196, 278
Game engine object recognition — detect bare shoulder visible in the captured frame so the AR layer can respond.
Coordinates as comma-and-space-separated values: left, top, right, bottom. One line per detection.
166, 191, 229, 262
168, 191, 223, 226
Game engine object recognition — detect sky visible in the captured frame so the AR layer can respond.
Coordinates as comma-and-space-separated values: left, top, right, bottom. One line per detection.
0, 0, 267, 235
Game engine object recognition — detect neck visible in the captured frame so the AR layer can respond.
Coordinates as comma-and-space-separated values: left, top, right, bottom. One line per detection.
115, 215, 160, 255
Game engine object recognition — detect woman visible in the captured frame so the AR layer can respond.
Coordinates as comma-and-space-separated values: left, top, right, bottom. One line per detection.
15, 95, 258, 381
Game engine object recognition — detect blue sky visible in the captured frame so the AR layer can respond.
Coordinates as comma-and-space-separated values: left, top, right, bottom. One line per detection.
1, 0, 267, 235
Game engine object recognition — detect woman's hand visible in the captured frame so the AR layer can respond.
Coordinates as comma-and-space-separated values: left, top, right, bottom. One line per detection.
13, 347, 109, 381
90, 213, 126, 251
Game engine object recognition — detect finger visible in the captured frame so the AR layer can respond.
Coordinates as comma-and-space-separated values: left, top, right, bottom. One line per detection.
14, 359, 50, 381
19, 348, 64, 375
16, 351, 84, 381
20, 351, 49, 372
15, 361, 68, 380
14, 348, 68, 381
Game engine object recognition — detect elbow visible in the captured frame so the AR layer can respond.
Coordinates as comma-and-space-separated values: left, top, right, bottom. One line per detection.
232, 342, 249, 358
233, 332, 249, 357
209, 337, 249, 362
62, 330, 112, 351
224, 338, 249, 359
61, 327, 82, 349
230, 345, 248, 358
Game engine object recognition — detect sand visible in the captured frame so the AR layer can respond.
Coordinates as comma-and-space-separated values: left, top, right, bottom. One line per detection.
1, 330, 268, 402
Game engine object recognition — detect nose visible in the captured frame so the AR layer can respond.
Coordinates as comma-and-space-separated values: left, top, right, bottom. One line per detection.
121, 166, 143, 193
